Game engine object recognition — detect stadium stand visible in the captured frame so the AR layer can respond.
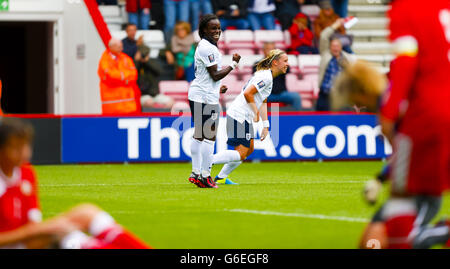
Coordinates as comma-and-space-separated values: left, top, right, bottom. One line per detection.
158, 80, 191, 113
223, 30, 256, 51
300, 4, 321, 22
97, 0, 392, 113
254, 30, 287, 50
111, 30, 165, 58
99, 5, 123, 31
298, 54, 321, 74
286, 73, 316, 109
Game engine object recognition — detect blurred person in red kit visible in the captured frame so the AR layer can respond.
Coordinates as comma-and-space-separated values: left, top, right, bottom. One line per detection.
359, 0, 450, 249
0, 118, 150, 249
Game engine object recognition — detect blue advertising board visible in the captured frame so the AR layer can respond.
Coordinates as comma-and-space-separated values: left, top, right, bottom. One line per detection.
61, 114, 391, 163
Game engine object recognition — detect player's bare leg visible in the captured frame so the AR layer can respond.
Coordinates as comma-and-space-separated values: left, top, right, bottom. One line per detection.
214, 140, 254, 184
359, 222, 388, 249
54, 203, 150, 249
23, 235, 58, 249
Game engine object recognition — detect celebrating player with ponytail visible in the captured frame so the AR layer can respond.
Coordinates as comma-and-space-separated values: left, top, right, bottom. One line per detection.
211, 49, 289, 184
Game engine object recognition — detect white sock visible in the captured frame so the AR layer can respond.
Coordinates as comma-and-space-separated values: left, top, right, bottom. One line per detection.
201, 139, 215, 177
212, 150, 241, 164
88, 211, 116, 237
60, 230, 91, 249
190, 138, 202, 175
218, 161, 242, 179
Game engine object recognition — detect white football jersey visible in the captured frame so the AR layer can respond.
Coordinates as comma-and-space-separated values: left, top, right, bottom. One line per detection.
227, 69, 273, 124
188, 39, 222, 105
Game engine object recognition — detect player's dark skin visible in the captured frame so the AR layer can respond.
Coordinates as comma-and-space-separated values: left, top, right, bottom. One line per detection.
204, 19, 241, 87
195, 18, 241, 141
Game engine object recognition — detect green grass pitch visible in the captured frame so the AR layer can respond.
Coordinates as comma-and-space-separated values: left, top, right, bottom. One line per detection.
34, 161, 450, 249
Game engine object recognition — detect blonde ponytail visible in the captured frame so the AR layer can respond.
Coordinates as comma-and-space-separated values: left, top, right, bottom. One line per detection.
255, 49, 286, 71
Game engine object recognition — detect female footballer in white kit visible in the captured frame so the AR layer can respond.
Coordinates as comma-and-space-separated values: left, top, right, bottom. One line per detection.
188, 14, 241, 188
212, 49, 289, 184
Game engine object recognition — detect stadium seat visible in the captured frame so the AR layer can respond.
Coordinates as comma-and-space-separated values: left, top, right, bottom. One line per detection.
283, 30, 291, 47
254, 30, 287, 50
221, 73, 239, 92
110, 30, 165, 58
107, 24, 122, 32
221, 77, 244, 104
228, 48, 255, 55
286, 74, 314, 94
171, 101, 190, 113
286, 74, 317, 109
224, 79, 243, 94
99, 5, 124, 32
298, 54, 321, 74
159, 80, 189, 102
287, 55, 300, 74
110, 30, 127, 41
301, 5, 321, 22
302, 73, 319, 98
221, 55, 233, 66
99, 5, 121, 17
241, 73, 253, 83
223, 30, 255, 50
236, 54, 262, 75
136, 30, 166, 50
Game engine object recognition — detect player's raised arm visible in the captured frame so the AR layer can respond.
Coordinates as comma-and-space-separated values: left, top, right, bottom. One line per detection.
206, 53, 241, 81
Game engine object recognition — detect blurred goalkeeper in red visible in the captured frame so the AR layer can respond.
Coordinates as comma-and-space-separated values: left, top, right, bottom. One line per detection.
358, 0, 450, 249
0, 118, 150, 249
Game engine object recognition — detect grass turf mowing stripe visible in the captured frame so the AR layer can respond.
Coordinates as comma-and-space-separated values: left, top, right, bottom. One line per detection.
227, 209, 369, 223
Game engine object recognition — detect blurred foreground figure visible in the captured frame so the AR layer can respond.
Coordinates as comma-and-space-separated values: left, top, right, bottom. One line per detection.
332, 0, 450, 249
330, 60, 387, 113
0, 118, 150, 249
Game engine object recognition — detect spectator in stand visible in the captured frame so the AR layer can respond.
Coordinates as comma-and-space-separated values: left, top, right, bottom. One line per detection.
316, 18, 355, 111
330, 0, 348, 18
126, 0, 151, 30
211, 0, 250, 30
98, 38, 138, 114
274, 0, 304, 31
313, 0, 353, 53
165, 21, 197, 82
189, 0, 213, 30
247, 0, 276, 30
163, 0, 190, 43
97, 0, 118, 5
122, 23, 142, 59
253, 42, 302, 111
288, 12, 318, 54
313, 0, 345, 38
135, 42, 175, 110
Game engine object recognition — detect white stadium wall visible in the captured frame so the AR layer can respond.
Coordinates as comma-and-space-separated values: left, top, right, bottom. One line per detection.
1, 0, 105, 114
60, 0, 104, 114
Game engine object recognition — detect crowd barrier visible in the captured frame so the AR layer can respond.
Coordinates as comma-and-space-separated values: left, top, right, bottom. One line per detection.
11, 112, 391, 164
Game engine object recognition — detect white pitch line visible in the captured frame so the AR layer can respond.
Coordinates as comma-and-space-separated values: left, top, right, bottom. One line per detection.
40, 183, 158, 187
226, 209, 369, 223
